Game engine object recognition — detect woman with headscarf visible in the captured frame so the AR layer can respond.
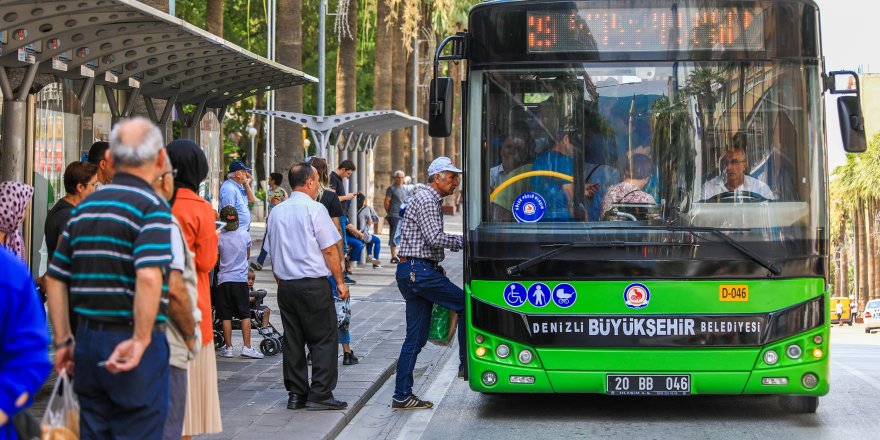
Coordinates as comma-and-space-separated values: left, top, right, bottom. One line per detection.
165, 139, 222, 437
0, 181, 35, 261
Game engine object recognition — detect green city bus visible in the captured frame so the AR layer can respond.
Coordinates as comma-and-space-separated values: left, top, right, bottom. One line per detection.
428, 0, 866, 413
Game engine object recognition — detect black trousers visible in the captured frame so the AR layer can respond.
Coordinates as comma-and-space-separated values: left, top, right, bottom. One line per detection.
278, 277, 339, 401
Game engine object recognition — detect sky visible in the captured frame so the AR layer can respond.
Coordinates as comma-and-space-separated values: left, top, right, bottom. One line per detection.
816, 0, 880, 172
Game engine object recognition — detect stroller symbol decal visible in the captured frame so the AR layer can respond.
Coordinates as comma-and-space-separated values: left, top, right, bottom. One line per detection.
503, 282, 527, 307
552, 283, 577, 308
527, 283, 550, 308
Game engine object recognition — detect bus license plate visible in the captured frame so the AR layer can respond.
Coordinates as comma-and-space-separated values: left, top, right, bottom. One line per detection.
606, 374, 691, 396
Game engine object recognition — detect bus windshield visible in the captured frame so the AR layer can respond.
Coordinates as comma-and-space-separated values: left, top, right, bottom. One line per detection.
466, 61, 826, 279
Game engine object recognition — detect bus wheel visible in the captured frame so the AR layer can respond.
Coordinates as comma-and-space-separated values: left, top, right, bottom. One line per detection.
778, 395, 818, 413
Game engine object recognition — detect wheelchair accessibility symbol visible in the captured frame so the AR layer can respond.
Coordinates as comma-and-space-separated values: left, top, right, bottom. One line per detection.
503, 282, 527, 307
552, 283, 577, 308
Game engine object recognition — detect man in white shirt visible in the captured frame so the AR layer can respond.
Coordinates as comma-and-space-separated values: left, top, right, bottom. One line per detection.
264, 162, 349, 411
701, 146, 775, 201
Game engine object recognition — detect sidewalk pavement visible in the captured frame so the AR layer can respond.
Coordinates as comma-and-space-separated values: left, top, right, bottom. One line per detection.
203, 214, 464, 440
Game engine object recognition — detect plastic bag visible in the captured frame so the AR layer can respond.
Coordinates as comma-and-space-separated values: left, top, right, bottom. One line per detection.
428, 304, 458, 346
336, 297, 351, 332
40, 369, 79, 440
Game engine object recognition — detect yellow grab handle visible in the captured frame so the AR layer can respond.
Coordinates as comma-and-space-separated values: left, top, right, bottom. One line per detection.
489, 170, 573, 203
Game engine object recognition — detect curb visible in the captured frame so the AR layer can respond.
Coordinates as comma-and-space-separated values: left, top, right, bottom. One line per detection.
325, 358, 398, 440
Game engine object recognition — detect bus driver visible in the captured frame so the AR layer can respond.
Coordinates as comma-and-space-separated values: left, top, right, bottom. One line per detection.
701, 137, 775, 201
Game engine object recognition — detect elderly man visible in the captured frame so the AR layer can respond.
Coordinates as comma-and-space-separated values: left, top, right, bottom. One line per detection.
384, 170, 412, 264
391, 157, 466, 410
46, 118, 177, 439
264, 162, 349, 411
220, 161, 256, 232
702, 135, 775, 201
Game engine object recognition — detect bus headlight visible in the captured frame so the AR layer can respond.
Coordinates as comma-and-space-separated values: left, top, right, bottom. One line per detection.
482, 371, 498, 386
763, 350, 779, 365
476, 347, 487, 358
802, 373, 819, 389
812, 348, 823, 359
812, 334, 823, 344
786, 344, 802, 359
518, 349, 533, 364
496, 344, 510, 359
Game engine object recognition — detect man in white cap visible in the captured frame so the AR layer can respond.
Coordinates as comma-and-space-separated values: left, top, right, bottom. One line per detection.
391, 156, 466, 410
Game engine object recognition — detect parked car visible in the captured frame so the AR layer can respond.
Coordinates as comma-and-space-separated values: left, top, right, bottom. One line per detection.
864, 300, 880, 333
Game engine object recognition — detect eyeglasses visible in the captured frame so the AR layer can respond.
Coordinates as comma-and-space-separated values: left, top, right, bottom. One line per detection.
158, 168, 178, 181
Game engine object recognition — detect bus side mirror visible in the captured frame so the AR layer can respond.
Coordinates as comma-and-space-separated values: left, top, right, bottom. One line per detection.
826, 70, 867, 153
837, 96, 866, 153
429, 77, 454, 138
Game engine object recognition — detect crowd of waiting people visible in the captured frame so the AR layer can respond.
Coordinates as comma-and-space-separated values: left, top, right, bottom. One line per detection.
0, 115, 433, 438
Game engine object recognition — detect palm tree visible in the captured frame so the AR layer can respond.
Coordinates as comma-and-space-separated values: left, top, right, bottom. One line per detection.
206, 0, 224, 35
139, 0, 168, 12
372, 0, 394, 214
276, 0, 305, 174
336, 0, 358, 114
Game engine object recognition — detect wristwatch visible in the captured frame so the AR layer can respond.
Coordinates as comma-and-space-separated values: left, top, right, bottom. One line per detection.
184, 333, 198, 341
53, 335, 74, 350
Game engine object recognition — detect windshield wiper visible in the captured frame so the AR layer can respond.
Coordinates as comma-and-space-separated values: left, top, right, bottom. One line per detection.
502, 226, 781, 277
505, 241, 625, 276
696, 227, 782, 276
595, 225, 783, 276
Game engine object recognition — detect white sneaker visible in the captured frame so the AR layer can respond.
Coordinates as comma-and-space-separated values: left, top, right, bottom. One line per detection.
219, 346, 234, 358
241, 346, 264, 359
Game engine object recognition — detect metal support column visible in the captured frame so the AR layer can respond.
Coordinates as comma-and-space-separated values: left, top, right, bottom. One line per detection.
1, 63, 40, 182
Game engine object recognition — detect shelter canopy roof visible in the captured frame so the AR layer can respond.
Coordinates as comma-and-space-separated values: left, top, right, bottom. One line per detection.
0, 0, 315, 106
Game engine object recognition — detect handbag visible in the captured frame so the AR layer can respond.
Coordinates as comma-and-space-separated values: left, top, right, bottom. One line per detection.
335, 297, 351, 332
40, 369, 79, 440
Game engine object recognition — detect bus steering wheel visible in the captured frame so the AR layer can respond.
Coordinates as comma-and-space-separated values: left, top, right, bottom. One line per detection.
701, 191, 768, 203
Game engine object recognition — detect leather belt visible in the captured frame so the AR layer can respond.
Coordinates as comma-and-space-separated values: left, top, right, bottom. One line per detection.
398, 256, 439, 266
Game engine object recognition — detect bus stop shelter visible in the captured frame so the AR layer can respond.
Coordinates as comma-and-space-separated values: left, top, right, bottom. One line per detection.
251, 108, 426, 213
251, 109, 426, 263
0, 0, 316, 183
0, 0, 315, 275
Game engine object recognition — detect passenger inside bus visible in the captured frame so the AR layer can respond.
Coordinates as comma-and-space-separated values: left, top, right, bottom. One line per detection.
600, 153, 657, 219
488, 132, 534, 222
531, 126, 577, 221
701, 134, 776, 202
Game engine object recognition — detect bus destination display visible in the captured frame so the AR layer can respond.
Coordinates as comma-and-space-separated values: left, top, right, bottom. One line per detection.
527, 7, 765, 53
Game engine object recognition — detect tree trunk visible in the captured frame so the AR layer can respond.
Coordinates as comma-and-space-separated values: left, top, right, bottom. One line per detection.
206, 0, 224, 35
276, 0, 304, 180
139, 0, 168, 13
837, 212, 849, 300
372, 0, 394, 215
449, 61, 462, 165
858, 201, 869, 304
335, 0, 357, 114
391, 15, 408, 173
867, 200, 880, 299
404, 53, 414, 170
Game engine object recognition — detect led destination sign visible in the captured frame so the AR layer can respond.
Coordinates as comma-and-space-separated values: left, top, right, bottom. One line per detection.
527, 7, 765, 53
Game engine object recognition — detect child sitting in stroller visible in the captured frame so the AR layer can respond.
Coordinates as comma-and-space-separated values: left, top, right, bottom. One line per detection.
248, 269, 273, 335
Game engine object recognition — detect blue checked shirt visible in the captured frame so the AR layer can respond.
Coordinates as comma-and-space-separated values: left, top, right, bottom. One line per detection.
397, 186, 462, 262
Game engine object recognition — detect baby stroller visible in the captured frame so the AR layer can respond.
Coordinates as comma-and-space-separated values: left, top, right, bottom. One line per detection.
213, 289, 284, 356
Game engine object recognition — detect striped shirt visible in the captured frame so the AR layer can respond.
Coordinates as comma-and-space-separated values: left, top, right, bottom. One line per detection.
48, 172, 173, 324
397, 186, 462, 263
